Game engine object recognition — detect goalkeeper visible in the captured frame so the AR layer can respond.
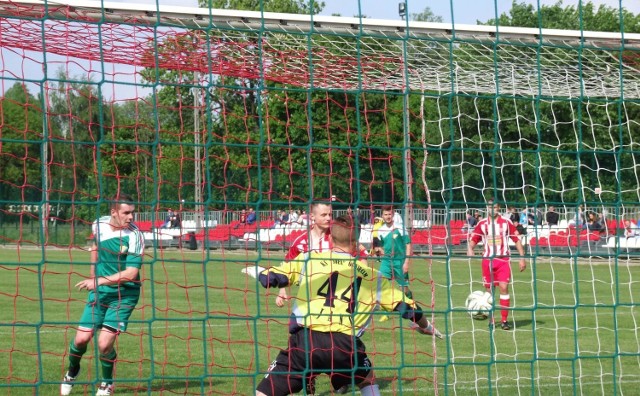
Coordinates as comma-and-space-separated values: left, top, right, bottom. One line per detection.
371, 206, 414, 321
245, 215, 441, 396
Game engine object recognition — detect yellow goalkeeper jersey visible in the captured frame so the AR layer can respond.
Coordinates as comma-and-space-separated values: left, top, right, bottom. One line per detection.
267, 250, 416, 337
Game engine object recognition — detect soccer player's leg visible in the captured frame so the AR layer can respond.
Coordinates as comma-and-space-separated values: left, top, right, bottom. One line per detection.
256, 331, 307, 396
377, 264, 393, 322
61, 293, 103, 395
492, 258, 513, 330
329, 336, 375, 394
481, 258, 496, 328
97, 294, 140, 392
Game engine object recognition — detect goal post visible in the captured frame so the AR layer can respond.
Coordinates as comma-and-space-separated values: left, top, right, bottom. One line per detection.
1, 0, 640, 394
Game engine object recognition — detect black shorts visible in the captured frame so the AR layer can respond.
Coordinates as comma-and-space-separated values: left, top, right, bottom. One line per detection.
256, 328, 372, 396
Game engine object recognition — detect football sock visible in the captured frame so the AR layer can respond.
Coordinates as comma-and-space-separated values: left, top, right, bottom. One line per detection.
500, 294, 510, 322
68, 341, 87, 375
360, 384, 381, 396
99, 348, 117, 383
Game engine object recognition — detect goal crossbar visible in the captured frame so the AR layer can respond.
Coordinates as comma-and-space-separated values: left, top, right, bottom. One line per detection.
2, 0, 640, 97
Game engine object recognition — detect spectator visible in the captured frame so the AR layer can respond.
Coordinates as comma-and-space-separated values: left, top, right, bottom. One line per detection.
239, 209, 247, 224
234, 209, 247, 229
575, 205, 586, 228
526, 208, 538, 226
503, 206, 518, 223
357, 208, 370, 225
297, 210, 309, 226
533, 208, 544, 225
545, 206, 560, 226
462, 210, 478, 233
586, 211, 604, 232
622, 220, 639, 238
162, 209, 174, 228
246, 208, 257, 225
274, 210, 289, 227
519, 208, 529, 226
288, 209, 298, 224
170, 211, 181, 229
474, 211, 482, 223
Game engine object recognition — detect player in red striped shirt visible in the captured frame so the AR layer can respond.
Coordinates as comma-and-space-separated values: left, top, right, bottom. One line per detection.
468, 199, 527, 330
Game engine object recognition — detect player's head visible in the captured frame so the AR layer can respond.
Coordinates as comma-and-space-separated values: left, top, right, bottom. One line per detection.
330, 215, 356, 251
310, 201, 332, 231
485, 199, 500, 218
109, 193, 135, 228
381, 205, 395, 225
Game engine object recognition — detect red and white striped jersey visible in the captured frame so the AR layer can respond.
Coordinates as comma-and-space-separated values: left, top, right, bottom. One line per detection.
284, 226, 331, 261
284, 226, 369, 261
470, 216, 520, 257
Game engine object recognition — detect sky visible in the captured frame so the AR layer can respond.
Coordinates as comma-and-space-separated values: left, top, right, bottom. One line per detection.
2, 0, 639, 99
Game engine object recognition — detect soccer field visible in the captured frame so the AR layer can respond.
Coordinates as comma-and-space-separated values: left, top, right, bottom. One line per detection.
1, 247, 638, 395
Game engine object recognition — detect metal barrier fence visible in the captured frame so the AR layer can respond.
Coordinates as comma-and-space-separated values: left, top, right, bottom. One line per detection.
135, 205, 640, 229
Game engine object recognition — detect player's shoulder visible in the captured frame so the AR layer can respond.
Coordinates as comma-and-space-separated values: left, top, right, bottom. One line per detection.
494, 216, 513, 226
290, 230, 310, 246
93, 216, 110, 228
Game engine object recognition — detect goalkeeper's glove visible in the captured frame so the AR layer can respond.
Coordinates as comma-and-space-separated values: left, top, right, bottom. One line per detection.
241, 265, 266, 279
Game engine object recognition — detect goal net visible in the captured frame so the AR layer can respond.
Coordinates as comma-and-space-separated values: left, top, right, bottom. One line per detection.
1, 0, 639, 394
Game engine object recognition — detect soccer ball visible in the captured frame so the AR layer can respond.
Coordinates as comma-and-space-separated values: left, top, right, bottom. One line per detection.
465, 290, 493, 320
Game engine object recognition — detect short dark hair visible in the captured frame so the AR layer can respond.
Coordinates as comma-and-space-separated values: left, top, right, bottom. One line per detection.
109, 193, 134, 210
381, 205, 394, 213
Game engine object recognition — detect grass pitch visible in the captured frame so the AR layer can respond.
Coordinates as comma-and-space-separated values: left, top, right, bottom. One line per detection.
0, 246, 638, 395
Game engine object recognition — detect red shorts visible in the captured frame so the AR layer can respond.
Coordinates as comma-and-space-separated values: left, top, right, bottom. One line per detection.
481, 257, 512, 287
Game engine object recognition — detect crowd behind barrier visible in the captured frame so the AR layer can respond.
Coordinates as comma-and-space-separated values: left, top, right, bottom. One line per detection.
135, 206, 640, 254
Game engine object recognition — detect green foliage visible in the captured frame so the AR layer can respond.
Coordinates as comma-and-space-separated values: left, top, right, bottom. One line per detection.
410, 6, 443, 23
0, 83, 44, 204
205, 0, 324, 14
489, 1, 640, 32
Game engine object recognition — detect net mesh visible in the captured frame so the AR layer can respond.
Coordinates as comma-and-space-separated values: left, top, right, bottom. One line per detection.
1, 0, 640, 394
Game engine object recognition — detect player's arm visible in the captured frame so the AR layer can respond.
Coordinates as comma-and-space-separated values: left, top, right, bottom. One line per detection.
258, 261, 299, 289
467, 225, 482, 255
89, 242, 98, 278
242, 259, 299, 289
95, 267, 140, 287
403, 238, 412, 274
76, 266, 140, 291
276, 245, 304, 306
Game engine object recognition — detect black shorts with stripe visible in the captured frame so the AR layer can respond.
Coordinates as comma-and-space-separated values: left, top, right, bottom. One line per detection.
256, 328, 372, 396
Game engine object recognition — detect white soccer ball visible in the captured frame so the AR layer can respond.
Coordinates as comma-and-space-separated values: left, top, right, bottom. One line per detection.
465, 290, 493, 320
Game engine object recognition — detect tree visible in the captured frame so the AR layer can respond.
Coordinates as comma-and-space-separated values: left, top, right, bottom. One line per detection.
141, 1, 327, 210
427, 1, 640, 205
0, 83, 44, 209
411, 6, 443, 23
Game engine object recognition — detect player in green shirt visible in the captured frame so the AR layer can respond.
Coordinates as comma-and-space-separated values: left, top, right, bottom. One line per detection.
245, 215, 441, 396
371, 206, 414, 322
61, 194, 144, 396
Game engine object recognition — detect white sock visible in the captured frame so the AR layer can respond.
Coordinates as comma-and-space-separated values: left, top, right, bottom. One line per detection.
360, 384, 381, 396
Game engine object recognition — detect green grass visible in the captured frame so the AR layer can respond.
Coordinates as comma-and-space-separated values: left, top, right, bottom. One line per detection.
0, 247, 639, 395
